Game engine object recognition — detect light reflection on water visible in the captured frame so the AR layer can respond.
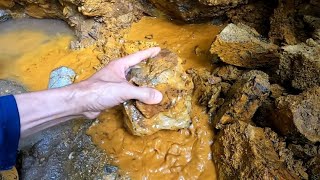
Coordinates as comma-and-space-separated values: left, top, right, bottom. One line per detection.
0, 18, 74, 78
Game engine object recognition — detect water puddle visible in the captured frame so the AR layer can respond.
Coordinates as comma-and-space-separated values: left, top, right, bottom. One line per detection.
0, 18, 99, 90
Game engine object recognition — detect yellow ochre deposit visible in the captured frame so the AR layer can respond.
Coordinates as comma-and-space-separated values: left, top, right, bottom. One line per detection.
0, 17, 224, 179
88, 17, 223, 179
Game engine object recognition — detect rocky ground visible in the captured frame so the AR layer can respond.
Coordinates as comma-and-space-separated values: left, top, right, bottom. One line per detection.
0, 0, 319, 179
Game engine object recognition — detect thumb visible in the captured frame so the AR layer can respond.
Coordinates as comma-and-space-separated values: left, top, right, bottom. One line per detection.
125, 85, 163, 104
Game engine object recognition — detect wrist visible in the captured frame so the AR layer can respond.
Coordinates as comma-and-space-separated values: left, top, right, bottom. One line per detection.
65, 81, 100, 119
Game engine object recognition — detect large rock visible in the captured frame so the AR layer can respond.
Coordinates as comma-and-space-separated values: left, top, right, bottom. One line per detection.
278, 42, 320, 90
213, 70, 270, 129
148, 0, 248, 22
269, 0, 309, 45
226, 0, 276, 35
124, 49, 193, 136
210, 23, 279, 68
272, 86, 320, 143
212, 121, 306, 179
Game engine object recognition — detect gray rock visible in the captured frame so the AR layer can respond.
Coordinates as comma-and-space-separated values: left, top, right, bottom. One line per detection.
0, 10, 11, 23
0, 79, 26, 96
48, 66, 76, 89
19, 120, 114, 179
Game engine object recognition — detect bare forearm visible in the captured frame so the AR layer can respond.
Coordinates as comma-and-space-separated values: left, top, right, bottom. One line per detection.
14, 85, 82, 138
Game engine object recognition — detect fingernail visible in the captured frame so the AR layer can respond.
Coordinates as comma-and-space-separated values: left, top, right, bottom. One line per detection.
151, 47, 161, 58
153, 90, 163, 103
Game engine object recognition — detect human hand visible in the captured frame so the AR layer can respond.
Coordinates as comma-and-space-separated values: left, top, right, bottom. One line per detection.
71, 47, 163, 119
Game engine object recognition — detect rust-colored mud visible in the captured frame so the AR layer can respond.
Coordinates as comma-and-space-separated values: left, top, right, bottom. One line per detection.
87, 17, 223, 179
1, 17, 223, 179
0, 30, 99, 91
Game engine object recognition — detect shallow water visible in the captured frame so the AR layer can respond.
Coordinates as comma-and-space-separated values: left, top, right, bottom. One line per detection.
0, 18, 74, 81
0, 18, 100, 90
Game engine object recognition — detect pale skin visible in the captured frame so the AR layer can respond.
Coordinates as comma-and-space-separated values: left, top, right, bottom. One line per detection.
15, 47, 163, 138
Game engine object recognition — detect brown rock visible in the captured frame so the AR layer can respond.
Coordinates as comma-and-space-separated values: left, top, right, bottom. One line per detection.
307, 155, 320, 180
272, 86, 320, 143
304, 15, 320, 42
226, 0, 276, 35
278, 43, 320, 90
0, 0, 14, 8
187, 68, 225, 114
212, 65, 243, 81
269, 0, 308, 45
147, 0, 248, 22
212, 121, 305, 179
213, 70, 270, 129
210, 23, 279, 68
123, 49, 193, 136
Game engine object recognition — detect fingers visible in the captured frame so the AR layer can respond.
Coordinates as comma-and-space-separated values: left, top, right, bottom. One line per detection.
124, 84, 163, 104
117, 47, 161, 70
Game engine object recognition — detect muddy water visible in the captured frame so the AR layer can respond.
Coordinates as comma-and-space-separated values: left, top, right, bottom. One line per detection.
0, 17, 223, 179
87, 17, 224, 179
0, 18, 100, 90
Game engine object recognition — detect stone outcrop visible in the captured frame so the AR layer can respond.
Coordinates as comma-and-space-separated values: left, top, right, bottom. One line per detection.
212, 121, 306, 179
148, 0, 248, 22
278, 42, 320, 91
210, 23, 279, 68
226, 0, 276, 35
272, 86, 320, 143
213, 70, 270, 129
124, 50, 193, 136
269, 0, 309, 45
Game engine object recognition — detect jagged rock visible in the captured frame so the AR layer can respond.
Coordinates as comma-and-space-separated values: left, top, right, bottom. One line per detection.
187, 68, 226, 114
48, 66, 76, 89
124, 49, 193, 136
278, 43, 320, 90
210, 23, 279, 68
0, 0, 14, 8
307, 155, 320, 180
272, 86, 320, 143
226, 0, 276, 35
147, 0, 248, 22
0, 9, 11, 22
212, 121, 306, 179
213, 70, 270, 129
269, 0, 308, 45
304, 15, 320, 42
288, 143, 319, 161
212, 65, 243, 81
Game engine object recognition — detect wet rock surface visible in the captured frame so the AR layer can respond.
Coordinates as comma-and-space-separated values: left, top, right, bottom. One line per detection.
213, 70, 270, 129
18, 120, 122, 180
278, 42, 320, 91
269, 0, 309, 45
212, 121, 306, 179
272, 86, 320, 143
124, 49, 193, 136
0, 80, 26, 96
147, 0, 248, 22
226, 0, 277, 36
210, 23, 279, 68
